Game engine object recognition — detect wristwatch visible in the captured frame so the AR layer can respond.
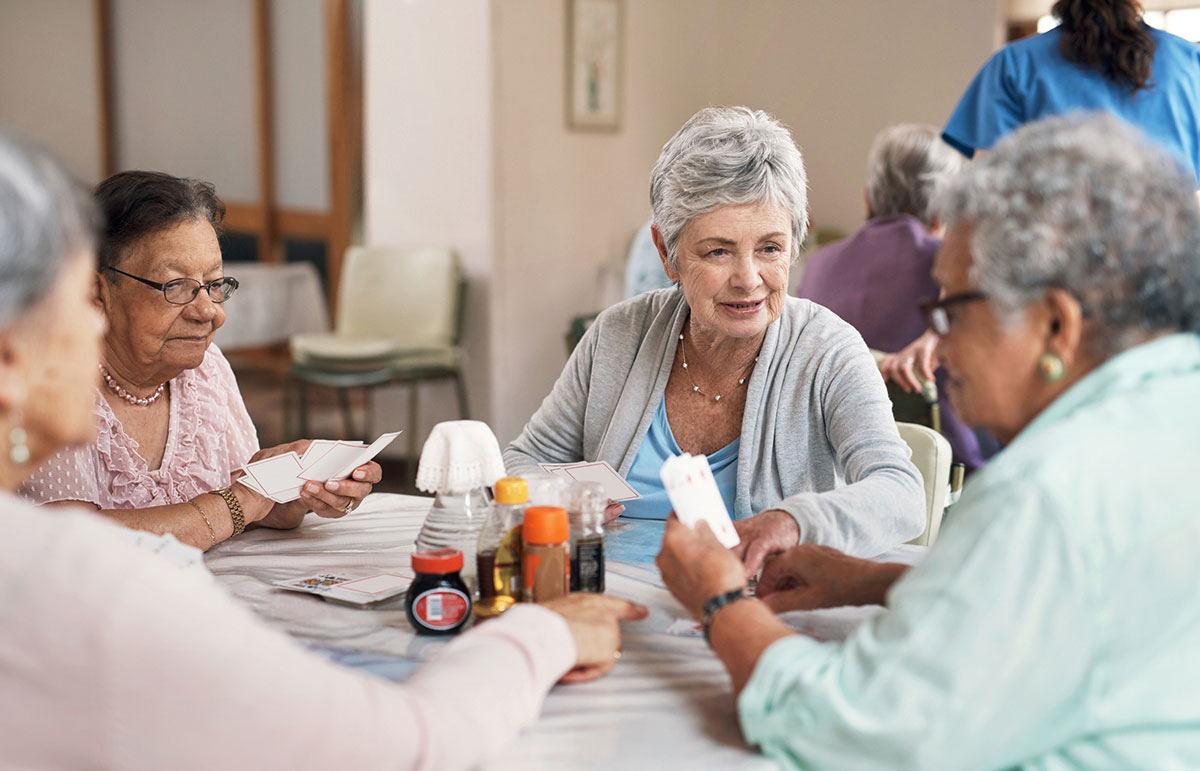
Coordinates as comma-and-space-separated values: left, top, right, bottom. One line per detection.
209, 486, 246, 538
702, 586, 752, 645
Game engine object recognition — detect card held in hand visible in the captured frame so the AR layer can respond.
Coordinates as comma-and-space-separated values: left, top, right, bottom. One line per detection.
659, 453, 740, 548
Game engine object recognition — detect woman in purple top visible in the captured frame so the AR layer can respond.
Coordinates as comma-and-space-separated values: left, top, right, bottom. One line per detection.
795, 125, 984, 471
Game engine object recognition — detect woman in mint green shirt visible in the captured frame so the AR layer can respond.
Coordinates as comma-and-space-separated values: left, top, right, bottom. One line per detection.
658, 113, 1200, 770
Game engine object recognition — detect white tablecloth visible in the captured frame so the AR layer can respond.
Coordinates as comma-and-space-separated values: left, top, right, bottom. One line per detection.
212, 261, 330, 351
205, 493, 924, 770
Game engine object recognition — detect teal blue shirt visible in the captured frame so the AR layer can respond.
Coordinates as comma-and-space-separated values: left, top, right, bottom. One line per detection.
609, 397, 739, 563
739, 334, 1200, 769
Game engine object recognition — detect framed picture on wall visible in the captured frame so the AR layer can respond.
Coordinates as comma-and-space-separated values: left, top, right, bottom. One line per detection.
566, 0, 623, 131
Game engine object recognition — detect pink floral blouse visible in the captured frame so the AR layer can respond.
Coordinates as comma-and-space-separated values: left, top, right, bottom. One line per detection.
20, 345, 260, 509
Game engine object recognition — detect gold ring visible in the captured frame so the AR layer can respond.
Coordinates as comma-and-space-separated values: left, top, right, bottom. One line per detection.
343, 501, 354, 514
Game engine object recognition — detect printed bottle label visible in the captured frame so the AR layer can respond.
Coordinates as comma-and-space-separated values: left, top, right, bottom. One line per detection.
412, 588, 470, 630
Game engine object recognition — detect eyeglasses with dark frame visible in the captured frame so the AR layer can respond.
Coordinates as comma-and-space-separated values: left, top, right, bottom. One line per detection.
919, 290, 988, 336
106, 266, 239, 305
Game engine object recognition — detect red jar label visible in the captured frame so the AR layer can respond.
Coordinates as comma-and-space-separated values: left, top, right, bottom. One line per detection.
412, 588, 470, 630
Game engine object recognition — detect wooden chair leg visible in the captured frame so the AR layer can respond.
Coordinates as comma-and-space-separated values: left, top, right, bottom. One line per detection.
338, 388, 355, 440
453, 369, 469, 419
408, 383, 420, 464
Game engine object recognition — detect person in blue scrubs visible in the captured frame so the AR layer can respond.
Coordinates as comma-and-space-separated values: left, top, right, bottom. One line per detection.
944, 0, 1200, 183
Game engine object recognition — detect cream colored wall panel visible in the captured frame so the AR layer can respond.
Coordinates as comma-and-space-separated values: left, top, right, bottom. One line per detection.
111, 0, 256, 201
0, 0, 102, 183
272, 0, 328, 212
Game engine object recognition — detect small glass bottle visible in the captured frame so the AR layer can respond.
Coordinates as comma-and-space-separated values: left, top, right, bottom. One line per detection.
406, 549, 472, 635
475, 476, 528, 619
567, 480, 606, 593
414, 485, 492, 596
522, 506, 570, 602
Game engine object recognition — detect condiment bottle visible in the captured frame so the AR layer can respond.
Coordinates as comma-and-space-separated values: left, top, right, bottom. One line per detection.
567, 481, 606, 593
522, 506, 570, 602
475, 476, 528, 618
406, 549, 472, 635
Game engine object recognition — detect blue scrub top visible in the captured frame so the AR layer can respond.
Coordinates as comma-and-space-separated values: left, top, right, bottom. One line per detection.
943, 26, 1200, 184
607, 397, 739, 563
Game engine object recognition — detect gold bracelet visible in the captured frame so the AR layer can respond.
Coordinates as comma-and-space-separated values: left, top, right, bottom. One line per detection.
209, 486, 246, 538
186, 499, 217, 549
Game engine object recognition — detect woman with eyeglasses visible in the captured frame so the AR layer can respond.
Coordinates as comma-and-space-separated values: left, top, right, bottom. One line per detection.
20, 171, 380, 548
657, 114, 1200, 768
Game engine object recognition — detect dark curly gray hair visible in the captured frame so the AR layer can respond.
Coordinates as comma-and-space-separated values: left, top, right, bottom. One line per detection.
940, 112, 1200, 357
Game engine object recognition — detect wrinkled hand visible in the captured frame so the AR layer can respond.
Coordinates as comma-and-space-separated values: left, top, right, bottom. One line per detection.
243, 440, 382, 530
755, 544, 875, 612
603, 502, 625, 524
542, 594, 648, 683
878, 329, 939, 394
657, 514, 747, 620
731, 509, 801, 579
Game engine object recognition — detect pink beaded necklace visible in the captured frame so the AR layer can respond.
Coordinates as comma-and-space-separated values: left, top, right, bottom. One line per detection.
99, 364, 166, 407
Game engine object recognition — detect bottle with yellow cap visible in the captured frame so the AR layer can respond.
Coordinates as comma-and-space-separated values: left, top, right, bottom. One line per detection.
522, 506, 570, 603
475, 476, 528, 618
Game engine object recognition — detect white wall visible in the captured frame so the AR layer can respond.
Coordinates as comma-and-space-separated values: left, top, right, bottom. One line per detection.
0, 0, 102, 183
362, 0, 495, 453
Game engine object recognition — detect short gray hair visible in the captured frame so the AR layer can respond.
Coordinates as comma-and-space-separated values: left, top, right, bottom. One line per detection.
649, 106, 809, 271
940, 113, 1200, 356
0, 131, 97, 329
865, 124, 964, 226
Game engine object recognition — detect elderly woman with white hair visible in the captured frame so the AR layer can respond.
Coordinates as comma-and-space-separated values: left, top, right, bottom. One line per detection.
796, 123, 985, 472
658, 113, 1200, 768
505, 107, 926, 573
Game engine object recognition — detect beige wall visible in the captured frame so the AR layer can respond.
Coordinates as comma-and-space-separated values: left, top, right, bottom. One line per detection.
488, 0, 1001, 442
362, 0, 495, 452
0, 0, 102, 183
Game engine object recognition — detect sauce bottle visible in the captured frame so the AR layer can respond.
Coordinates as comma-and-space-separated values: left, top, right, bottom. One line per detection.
406, 548, 472, 635
475, 476, 528, 618
567, 480, 606, 593
521, 506, 570, 602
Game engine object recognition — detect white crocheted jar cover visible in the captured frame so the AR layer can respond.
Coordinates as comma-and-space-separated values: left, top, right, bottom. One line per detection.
415, 420, 507, 494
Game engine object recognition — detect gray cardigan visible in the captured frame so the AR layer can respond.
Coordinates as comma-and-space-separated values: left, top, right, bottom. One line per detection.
504, 288, 926, 557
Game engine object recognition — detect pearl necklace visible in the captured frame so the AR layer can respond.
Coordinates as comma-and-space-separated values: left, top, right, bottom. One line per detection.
678, 331, 758, 402
99, 365, 165, 407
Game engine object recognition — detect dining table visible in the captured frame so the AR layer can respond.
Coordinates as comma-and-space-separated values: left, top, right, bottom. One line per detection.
204, 493, 924, 770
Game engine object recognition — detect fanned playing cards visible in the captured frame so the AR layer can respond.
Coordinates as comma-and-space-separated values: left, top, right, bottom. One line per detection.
659, 453, 740, 548
236, 431, 402, 503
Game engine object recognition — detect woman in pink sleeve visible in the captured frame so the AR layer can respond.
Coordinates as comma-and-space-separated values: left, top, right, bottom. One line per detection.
19, 170, 380, 550
0, 133, 647, 769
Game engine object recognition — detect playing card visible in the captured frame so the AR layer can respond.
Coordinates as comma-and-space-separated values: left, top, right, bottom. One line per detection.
273, 572, 414, 606
242, 452, 305, 502
537, 460, 641, 501
659, 453, 740, 548
298, 431, 402, 483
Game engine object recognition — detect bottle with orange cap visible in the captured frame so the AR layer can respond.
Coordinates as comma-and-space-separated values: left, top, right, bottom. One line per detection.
406, 548, 472, 635
475, 476, 528, 618
522, 506, 570, 603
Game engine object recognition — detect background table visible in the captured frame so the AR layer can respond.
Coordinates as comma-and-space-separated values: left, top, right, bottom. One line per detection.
205, 493, 923, 770
212, 261, 330, 351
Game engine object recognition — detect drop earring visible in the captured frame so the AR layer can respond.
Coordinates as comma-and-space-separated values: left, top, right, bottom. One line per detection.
1037, 352, 1066, 383
8, 414, 29, 465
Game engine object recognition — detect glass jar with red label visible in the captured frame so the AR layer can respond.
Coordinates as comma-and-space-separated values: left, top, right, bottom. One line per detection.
406, 548, 472, 635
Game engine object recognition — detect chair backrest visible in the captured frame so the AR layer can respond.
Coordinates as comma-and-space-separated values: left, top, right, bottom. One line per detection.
336, 246, 462, 350
896, 421, 952, 546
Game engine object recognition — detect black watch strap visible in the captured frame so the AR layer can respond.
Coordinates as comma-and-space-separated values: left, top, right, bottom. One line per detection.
702, 586, 752, 645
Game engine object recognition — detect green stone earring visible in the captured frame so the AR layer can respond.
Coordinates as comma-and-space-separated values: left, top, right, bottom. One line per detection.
1037, 352, 1066, 383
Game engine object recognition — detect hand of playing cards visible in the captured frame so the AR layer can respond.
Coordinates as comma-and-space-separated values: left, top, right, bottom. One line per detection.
237, 431, 401, 504
659, 453, 740, 548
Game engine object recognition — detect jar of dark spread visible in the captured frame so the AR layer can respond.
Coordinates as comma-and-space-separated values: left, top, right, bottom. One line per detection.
406, 548, 472, 635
